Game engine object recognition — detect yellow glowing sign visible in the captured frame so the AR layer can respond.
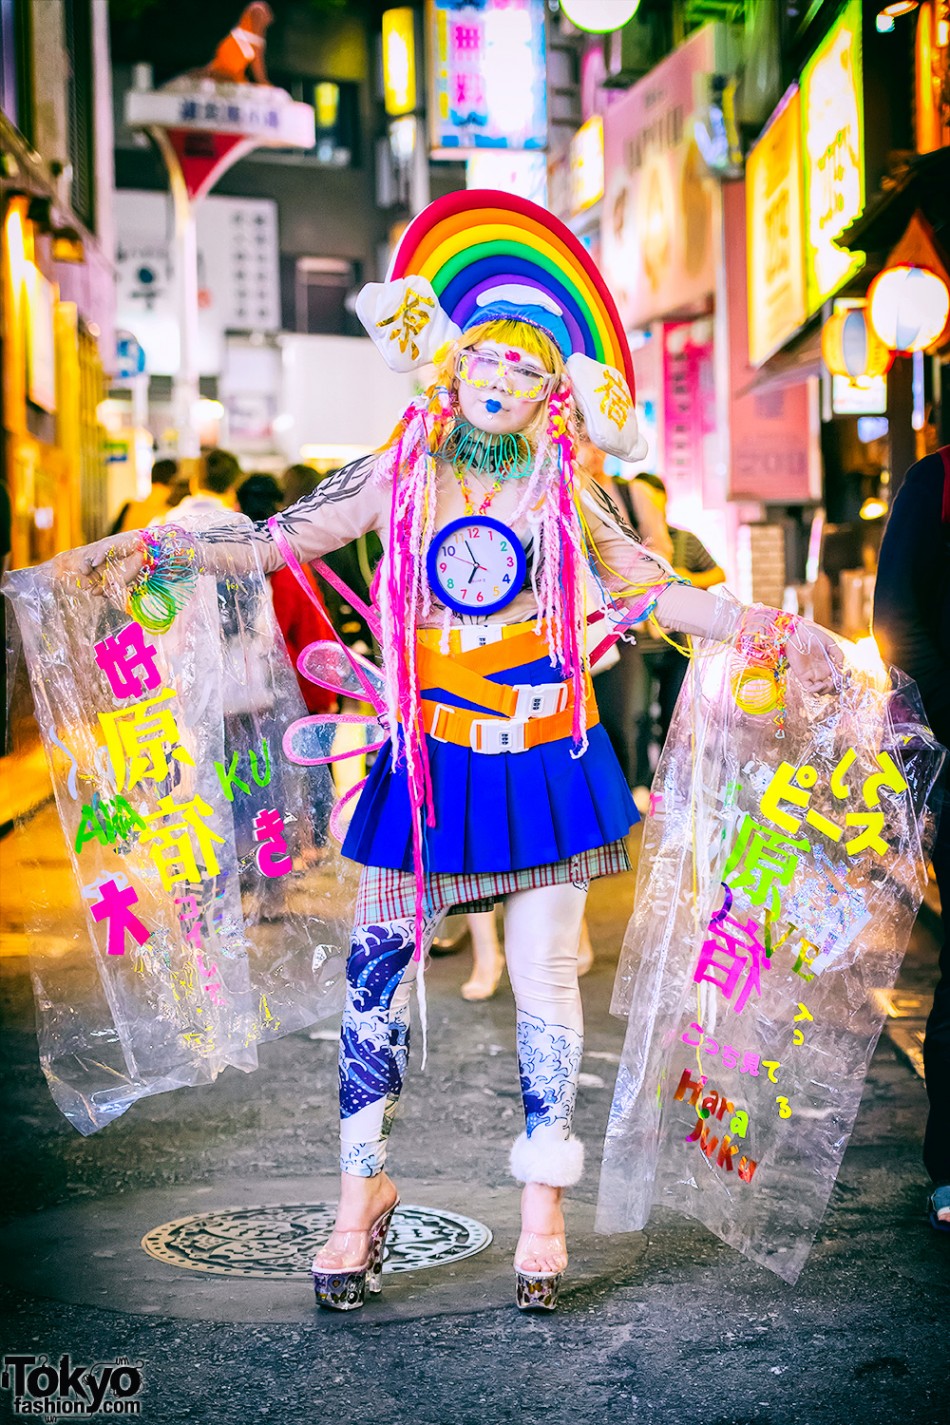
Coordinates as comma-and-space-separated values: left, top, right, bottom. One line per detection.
746, 87, 807, 367
383, 7, 417, 117
569, 116, 604, 215
801, 0, 865, 314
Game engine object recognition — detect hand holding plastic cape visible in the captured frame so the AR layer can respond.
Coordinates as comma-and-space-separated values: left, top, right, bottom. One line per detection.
3, 532, 358, 1135
597, 621, 944, 1282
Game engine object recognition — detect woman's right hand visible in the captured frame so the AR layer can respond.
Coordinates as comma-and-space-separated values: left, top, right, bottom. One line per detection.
56, 531, 146, 598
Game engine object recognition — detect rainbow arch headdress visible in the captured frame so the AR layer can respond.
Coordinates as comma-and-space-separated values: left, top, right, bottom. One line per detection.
356, 189, 647, 462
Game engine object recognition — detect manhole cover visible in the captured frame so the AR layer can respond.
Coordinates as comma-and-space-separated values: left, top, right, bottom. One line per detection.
141, 1204, 492, 1278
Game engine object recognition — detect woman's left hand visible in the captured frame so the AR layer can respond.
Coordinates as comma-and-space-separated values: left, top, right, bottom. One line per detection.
785, 619, 845, 696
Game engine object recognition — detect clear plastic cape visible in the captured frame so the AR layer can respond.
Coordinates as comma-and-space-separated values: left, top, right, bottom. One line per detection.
3, 537, 358, 1135
597, 632, 945, 1282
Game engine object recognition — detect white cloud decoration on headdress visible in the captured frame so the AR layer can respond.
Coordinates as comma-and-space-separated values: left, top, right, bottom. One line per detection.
355, 277, 461, 372
567, 353, 648, 462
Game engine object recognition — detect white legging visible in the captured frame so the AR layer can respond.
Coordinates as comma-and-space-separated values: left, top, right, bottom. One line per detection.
338, 881, 589, 1186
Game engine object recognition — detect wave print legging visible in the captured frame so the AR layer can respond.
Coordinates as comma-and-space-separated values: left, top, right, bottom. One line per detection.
338, 882, 589, 1179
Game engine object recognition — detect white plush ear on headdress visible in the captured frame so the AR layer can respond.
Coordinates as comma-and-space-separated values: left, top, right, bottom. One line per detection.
567, 352, 648, 462
356, 276, 462, 372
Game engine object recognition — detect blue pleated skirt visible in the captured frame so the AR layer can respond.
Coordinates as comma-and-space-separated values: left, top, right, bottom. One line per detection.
341, 653, 638, 875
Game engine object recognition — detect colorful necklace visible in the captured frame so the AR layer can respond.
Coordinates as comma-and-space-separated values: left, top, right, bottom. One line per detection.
435, 419, 533, 515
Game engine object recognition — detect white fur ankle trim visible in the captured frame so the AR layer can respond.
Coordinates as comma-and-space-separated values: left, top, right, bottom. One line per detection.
509, 1129, 585, 1187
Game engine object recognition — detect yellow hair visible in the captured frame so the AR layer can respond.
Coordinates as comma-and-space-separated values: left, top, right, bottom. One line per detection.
377, 318, 566, 459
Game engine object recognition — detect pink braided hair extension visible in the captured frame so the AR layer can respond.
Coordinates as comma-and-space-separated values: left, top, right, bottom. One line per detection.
376, 386, 454, 957
514, 385, 590, 750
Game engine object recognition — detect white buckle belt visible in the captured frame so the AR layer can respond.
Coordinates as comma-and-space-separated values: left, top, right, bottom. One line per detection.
428, 681, 569, 756
471, 718, 527, 754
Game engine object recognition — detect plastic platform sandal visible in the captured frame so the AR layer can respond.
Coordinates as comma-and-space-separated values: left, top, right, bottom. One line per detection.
513, 1232, 567, 1312
514, 1267, 563, 1311
311, 1200, 399, 1311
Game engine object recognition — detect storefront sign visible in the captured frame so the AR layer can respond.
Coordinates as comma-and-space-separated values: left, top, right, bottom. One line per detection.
724, 182, 818, 504
115, 191, 280, 377
602, 25, 724, 330
426, 0, 547, 156
569, 116, 604, 215
383, 7, 417, 117
746, 87, 807, 368
466, 151, 548, 205
800, 0, 865, 314
662, 319, 715, 498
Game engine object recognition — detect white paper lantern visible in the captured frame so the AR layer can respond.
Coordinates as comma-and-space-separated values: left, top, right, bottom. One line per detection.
868, 264, 950, 353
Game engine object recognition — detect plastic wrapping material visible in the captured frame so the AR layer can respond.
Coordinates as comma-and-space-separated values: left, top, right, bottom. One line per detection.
3, 539, 359, 1135
598, 628, 945, 1282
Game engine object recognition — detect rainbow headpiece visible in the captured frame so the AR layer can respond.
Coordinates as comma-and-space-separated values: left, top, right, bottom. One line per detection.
356, 190, 647, 462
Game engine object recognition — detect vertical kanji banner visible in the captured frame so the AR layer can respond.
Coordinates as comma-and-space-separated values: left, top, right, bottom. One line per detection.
3, 536, 357, 1134
598, 624, 945, 1282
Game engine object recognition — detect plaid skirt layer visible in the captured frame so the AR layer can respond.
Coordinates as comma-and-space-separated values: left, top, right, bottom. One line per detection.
353, 838, 632, 925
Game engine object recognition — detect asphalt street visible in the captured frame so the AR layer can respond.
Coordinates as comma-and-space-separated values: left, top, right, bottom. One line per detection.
0, 813, 948, 1425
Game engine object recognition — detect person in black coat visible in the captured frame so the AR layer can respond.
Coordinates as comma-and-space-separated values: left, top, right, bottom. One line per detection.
873, 449, 950, 1228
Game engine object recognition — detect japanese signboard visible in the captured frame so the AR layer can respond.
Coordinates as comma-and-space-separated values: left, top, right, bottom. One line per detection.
746, 87, 807, 368
426, 0, 547, 156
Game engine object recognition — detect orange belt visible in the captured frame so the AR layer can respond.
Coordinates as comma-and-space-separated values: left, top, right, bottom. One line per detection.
409, 625, 596, 754
421, 697, 598, 754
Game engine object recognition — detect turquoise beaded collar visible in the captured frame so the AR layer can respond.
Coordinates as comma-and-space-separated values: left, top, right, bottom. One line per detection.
435, 419, 533, 483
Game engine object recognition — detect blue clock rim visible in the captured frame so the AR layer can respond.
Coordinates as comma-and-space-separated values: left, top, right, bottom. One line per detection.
426, 514, 527, 617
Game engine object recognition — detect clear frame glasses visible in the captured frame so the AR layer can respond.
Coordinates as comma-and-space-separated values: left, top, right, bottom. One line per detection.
456, 349, 556, 402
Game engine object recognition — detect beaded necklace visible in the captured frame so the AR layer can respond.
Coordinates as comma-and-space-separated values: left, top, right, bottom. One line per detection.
435, 419, 533, 515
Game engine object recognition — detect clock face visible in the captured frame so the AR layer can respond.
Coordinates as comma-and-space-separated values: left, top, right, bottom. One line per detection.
426, 516, 526, 616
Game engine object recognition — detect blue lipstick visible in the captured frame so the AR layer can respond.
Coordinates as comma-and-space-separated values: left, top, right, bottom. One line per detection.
485, 399, 502, 413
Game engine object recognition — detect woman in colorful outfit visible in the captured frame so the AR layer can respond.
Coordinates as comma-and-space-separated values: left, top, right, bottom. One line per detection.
85, 193, 838, 1312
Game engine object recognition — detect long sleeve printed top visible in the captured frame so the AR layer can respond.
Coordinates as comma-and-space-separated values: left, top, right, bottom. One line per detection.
873, 450, 950, 754
197, 453, 741, 645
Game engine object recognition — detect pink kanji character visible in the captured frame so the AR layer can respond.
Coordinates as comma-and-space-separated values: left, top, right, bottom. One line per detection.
90, 879, 150, 957
862, 751, 908, 807
681, 1021, 703, 1046
701, 1036, 720, 1056
693, 911, 770, 1014
252, 807, 293, 878
739, 1053, 760, 1076
721, 1045, 739, 1069
94, 621, 162, 701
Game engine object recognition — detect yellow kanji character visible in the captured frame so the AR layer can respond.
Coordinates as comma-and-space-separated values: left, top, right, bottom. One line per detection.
844, 812, 888, 856
862, 751, 908, 807
760, 761, 816, 833
760, 761, 844, 841
375, 287, 434, 361
830, 747, 857, 799
593, 368, 631, 429
140, 793, 225, 892
792, 938, 820, 981
761, 1060, 781, 1084
98, 688, 194, 793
